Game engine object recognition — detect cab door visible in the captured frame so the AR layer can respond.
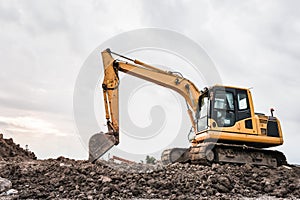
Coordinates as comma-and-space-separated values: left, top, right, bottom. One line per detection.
211, 88, 236, 127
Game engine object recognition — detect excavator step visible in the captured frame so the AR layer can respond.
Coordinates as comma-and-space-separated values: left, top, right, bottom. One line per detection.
88, 132, 115, 163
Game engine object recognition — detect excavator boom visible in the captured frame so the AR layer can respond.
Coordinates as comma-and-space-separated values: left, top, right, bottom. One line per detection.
89, 49, 201, 162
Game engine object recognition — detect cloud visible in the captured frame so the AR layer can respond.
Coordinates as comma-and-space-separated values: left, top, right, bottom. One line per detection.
0, 0, 145, 160
0, 1, 299, 163
0, 116, 67, 136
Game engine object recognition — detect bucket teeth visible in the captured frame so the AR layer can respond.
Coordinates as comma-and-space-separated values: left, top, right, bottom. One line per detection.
88, 132, 115, 163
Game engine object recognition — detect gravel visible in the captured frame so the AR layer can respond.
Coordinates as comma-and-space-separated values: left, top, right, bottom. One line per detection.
0, 134, 299, 199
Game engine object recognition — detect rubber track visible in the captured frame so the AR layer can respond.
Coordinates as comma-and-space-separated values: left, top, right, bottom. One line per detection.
161, 143, 287, 167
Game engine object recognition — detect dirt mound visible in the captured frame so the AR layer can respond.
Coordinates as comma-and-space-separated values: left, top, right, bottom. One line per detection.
0, 133, 36, 161
0, 134, 299, 199
0, 158, 299, 199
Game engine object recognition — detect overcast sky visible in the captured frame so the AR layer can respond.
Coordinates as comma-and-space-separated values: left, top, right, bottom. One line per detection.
0, 0, 299, 164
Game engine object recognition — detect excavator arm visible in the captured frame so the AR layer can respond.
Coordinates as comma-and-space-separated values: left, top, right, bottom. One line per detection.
89, 49, 287, 168
89, 49, 202, 162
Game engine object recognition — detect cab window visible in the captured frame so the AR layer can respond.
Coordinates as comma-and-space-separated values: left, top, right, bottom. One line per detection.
213, 90, 235, 127
237, 91, 248, 110
197, 95, 208, 131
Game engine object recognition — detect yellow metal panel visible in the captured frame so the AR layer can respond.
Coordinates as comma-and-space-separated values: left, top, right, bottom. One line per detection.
194, 130, 283, 147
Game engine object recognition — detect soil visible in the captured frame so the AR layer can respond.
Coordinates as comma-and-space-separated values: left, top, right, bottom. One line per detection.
0, 134, 299, 199
0, 134, 36, 161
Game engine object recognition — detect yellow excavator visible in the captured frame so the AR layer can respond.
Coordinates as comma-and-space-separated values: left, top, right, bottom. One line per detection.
88, 48, 287, 167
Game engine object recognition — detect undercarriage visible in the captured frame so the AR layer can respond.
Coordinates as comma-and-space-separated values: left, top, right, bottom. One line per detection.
161, 143, 287, 167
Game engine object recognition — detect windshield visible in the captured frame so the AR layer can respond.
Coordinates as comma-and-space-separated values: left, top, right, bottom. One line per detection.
197, 94, 208, 131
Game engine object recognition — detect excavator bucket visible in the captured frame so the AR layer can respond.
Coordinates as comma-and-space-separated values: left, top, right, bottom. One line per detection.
88, 132, 115, 163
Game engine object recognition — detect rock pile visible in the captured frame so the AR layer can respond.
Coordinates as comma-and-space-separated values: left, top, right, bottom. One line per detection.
0, 134, 299, 199
0, 133, 36, 161
0, 158, 298, 199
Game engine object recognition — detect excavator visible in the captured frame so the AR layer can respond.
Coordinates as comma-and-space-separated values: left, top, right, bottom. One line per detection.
88, 48, 287, 167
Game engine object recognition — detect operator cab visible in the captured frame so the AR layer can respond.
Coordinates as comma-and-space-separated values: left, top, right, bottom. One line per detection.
197, 86, 252, 132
